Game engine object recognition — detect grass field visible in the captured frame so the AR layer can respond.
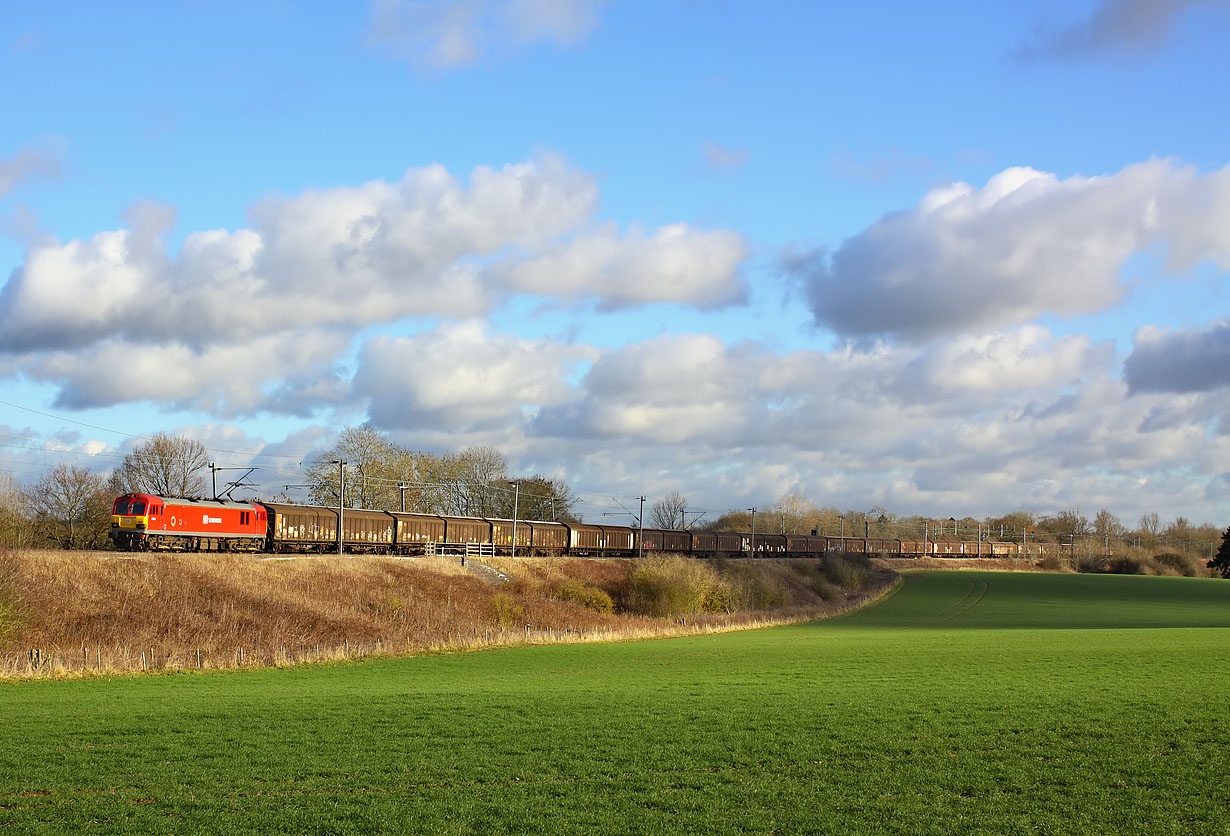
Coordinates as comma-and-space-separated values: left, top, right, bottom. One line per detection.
1, 571, 1228, 834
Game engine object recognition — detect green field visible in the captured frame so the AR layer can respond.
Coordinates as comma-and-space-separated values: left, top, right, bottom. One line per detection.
2, 571, 1228, 835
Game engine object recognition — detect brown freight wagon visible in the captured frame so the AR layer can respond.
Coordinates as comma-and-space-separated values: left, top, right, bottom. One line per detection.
659, 530, 691, 553
866, 538, 901, 555
490, 518, 533, 553
713, 532, 742, 554
390, 512, 446, 553
825, 536, 865, 553
339, 509, 397, 552
603, 526, 635, 554
899, 541, 930, 557
442, 516, 491, 548
568, 523, 606, 552
529, 521, 569, 555
265, 502, 337, 551
691, 531, 717, 553
637, 528, 664, 552
752, 533, 786, 554
786, 535, 811, 554
991, 541, 1018, 557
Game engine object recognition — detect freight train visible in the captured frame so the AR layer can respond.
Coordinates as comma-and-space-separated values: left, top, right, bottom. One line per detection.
110, 493, 1074, 559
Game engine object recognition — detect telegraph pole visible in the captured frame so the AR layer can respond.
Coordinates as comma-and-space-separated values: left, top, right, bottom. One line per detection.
509, 481, 520, 558
748, 507, 756, 557
331, 460, 346, 557
638, 495, 645, 559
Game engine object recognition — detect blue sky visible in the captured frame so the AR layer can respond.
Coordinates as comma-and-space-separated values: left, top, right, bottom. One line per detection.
2, 0, 1229, 526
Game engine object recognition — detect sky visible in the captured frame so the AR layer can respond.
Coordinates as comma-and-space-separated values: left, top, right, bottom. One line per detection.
2, 0, 1229, 527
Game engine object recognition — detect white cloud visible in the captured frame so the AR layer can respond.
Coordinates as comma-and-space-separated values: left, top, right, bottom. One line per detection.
355, 322, 597, 431
0, 155, 747, 413
367, 0, 607, 69
498, 222, 747, 309
788, 159, 1230, 343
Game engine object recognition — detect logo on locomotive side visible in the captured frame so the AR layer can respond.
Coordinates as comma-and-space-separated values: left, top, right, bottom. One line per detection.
202, 515, 223, 525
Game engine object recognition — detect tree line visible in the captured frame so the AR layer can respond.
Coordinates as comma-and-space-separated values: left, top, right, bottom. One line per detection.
2, 430, 1226, 576
0, 428, 578, 550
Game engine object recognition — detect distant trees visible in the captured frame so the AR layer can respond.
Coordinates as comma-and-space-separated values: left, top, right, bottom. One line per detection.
1139, 512, 1162, 539
302, 426, 580, 521
26, 463, 112, 550
1093, 509, 1125, 542
0, 473, 27, 548
651, 492, 689, 529
110, 433, 209, 497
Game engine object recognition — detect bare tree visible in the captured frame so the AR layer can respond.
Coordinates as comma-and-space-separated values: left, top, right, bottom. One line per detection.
651, 492, 689, 529
0, 472, 29, 547
1138, 512, 1161, 538
775, 493, 817, 534
496, 475, 579, 522
1093, 509, 1125, 543
26, 463, 111, 549
305, 426, 406, 509
112, 433, 209, 497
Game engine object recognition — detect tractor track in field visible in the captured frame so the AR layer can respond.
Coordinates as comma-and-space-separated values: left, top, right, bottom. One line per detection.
939, 575, 991, 622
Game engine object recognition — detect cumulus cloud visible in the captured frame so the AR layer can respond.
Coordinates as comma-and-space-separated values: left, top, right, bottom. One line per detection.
787, 159, 1230, 343
1124, 320, 1230, 393
26, 331, 353, 417
498, 222, 747, 309
0, 154, 746, 411
355, 322, 597, 431
1019, 0, 1230, 60
357, 323, 1217, 520
0, 155, 744, 355
367, 0, 606, 69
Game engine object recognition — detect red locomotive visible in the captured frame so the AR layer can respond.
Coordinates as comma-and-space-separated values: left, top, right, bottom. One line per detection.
110, 493, 267, 551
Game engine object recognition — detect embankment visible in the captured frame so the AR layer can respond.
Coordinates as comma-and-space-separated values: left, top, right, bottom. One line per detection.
0, 550, 895, 678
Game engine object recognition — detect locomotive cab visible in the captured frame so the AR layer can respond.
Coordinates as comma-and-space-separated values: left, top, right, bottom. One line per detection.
111, 493, 165, 548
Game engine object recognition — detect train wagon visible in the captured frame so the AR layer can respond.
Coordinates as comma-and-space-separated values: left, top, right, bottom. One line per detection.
490, 518, 533, 553
637, 528, 666, 552
442, 516, 492, 549
603, 525, 636, 555
264, 502, 339, 552
866, 538, 901, 555
568, 523, 607, 553
110, 493, 266, 551
339, 509, 397, 552
529, 521, 569, 555
750, 533, 787, 554
390, 512, 446, 553
659, 529, 692, 553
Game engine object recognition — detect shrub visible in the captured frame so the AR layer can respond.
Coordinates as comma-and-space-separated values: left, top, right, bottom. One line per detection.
821, 554, 870, 590
1107, 556, 1146, 575
1075, 553, 1106, 573
489, 593, 525, 629
550, 580, 614, 614
1038, 555, 1065, 572
1151, 552, 1200, 577
627, 556, 729, 617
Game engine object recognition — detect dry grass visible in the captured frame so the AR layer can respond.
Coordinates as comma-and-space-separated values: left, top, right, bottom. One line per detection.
873, 556, 1058, 573
0, 550, 897, 679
